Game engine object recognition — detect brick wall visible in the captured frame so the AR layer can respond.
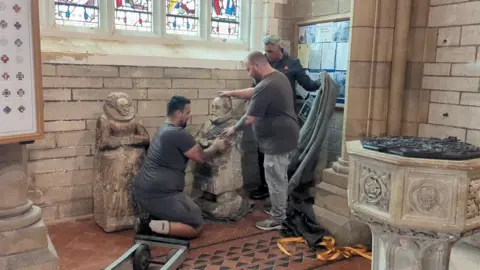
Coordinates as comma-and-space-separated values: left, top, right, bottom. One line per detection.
27, 64, 253, 222
419, 1, 480, 146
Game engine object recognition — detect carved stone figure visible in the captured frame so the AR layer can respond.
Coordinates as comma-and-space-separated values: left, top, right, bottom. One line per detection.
192, 96, 247, 219
466, 179, 480, 219
93, 92, 150, 232
359, 166, 390, 211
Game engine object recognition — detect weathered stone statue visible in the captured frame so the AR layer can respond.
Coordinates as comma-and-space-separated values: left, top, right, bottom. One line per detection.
93, 92, 150, 232
192, 96, 247, 219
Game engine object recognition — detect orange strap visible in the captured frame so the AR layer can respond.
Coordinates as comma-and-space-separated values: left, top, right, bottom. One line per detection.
277, 236, 372, 262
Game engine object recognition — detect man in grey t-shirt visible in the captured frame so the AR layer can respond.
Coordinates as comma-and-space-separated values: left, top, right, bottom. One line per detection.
220, 51, 300, 231
134, 96, 228, 239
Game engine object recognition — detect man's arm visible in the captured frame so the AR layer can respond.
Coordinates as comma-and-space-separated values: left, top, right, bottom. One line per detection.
173, 129, 219, 164
291, 59, 321, 92
222, 87, 255, 99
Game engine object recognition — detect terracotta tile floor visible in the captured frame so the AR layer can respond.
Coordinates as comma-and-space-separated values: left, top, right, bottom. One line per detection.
47, 210, 371, 270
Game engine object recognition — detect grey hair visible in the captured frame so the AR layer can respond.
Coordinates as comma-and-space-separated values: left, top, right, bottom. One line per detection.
263, 35, 281, 46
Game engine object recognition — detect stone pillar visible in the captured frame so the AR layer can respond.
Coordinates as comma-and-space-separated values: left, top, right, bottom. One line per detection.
0, 144, 58, 269
314, 0, 398, 246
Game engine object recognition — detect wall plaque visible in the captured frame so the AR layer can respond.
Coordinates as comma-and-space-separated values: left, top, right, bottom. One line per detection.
0, 0, 43, 144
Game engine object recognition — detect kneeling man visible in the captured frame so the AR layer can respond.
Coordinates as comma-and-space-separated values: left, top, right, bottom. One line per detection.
133, 96, 228, 239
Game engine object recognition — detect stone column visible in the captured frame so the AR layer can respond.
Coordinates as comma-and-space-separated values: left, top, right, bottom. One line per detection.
314, 0, 398, 246
0, 144, 58, 269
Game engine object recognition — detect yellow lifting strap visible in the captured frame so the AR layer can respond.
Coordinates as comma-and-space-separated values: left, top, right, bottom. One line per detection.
277, 236, 372, 262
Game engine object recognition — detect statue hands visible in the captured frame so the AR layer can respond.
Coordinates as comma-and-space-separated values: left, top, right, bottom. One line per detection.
212, 137, 230, 152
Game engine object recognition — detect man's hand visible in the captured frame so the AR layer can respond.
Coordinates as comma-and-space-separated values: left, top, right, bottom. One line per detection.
222, 126, 236, 138
217, 91, 232, 97
212, 137, 228, 152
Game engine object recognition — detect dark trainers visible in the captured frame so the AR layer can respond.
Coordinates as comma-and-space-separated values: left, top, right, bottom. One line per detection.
255, 218, 282, 231
135, 216, 152, 235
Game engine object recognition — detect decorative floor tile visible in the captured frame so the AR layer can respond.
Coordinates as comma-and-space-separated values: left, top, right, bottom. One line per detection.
47, 211, 371, 270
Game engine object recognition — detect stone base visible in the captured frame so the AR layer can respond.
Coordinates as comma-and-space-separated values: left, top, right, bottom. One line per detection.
449, 242, 480, 270
94, 215, 135, 233
195, 192, 243, 219
0, 227, 58, 270
313, 168, 371, 247
313, 205, 371, 247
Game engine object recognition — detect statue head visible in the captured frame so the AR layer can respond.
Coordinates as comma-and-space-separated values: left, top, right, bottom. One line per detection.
104, 92, 135, 121
210, 96, 233, 123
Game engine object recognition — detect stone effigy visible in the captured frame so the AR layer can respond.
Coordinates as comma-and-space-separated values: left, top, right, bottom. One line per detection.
93, 92, 150, 232
192, 96, 247, 219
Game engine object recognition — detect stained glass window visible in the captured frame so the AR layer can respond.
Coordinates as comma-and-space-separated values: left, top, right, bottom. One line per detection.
54, 0, 99, 28
166, 0, 200, 36
211, 0, 240, 40
114, 0, 153, 32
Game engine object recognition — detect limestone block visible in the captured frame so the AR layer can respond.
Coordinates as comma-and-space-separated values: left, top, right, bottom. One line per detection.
59, 199, 92, 219
137, 100, 168, 117
449, 242, 480, 270
461, 25, 480, 45
466, 130, 480, 147
73, 89, 146, 100
315, 182, 349, 217
44, 102, 103, 121
338, 0, 351, 13
418, 123, 466, 140
0, 236, 58, 270
437, 27, 461, 46
430, 2, 480, 27
423, 63, 451, 76
422, 76, 480, 92
428, 103, 480, 129
147, 88, 197, 100
436, 47, 476, 63
42, 64, 56, 76
56, 65, 118, 77
312, 0, 339, 16
211, 70, 250, 80
191, 115, 210, 125
226, 80, 253, 89
119, 66, 164, 78
313, 205, 372, 246
34, 170, 93, 189
27, 156, 94, 174
41, 185, 92, 205
25, 134, 56, 150
42, 77, 103, 88
55, 130, 95, 147
0, 220, 48, 256
29, 147, 91, 161
452, 63, 480, 77
132, 78, 172, 88
172, 79, 226, 89
460, 93, 480, 106
138, 117, 166, 128
430, 91, 460, 104
164, 68, 211, 78
190, 100, 210, 115
43, 89, 72, 101
44, 120, 86, 132
410, 0, 430, 27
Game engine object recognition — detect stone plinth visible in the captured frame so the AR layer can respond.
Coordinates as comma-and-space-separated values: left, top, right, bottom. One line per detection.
0, 144, 59, 269
314, 158, 372, 247
347, 140, 480, 270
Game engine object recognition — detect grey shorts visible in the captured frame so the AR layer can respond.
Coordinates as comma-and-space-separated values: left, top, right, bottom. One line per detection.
137, 192, 204, 229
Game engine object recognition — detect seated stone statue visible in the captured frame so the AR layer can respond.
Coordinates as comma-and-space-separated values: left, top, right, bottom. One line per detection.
93, 92, 150, 232
192, 96, 248, 219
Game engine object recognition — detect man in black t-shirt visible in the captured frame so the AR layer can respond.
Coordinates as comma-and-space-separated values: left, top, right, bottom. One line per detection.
134, 96, 227, 239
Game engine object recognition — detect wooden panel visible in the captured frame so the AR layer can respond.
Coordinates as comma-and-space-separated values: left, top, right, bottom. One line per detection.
0, 0, 44, 144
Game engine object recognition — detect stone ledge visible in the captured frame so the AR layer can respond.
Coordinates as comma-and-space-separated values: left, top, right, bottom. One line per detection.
0, 220, 48, 256
0, 235, 58, 270
322, 168, 348, 189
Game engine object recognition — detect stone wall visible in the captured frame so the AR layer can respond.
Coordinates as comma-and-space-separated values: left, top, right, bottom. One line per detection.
27, 64, 252, 222
418, 0, 480, 146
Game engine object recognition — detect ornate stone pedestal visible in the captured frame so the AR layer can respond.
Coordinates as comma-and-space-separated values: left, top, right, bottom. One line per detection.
347, 139, 480, 270
0, 144, 59, 269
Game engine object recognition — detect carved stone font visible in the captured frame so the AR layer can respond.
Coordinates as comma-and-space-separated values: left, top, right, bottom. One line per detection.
93, 92, 150, 232
192, 96, 247, 219
359, 166, 390, 212
347, 139, 480, 270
